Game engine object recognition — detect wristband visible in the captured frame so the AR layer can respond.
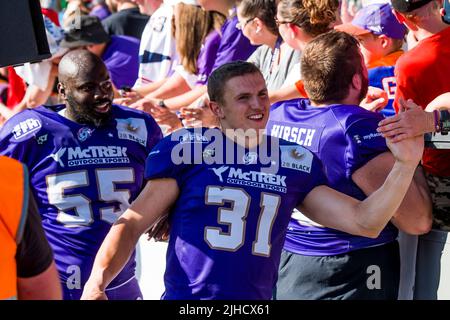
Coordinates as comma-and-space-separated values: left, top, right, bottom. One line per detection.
433, 110, 440, 133
439, 110, 450, 135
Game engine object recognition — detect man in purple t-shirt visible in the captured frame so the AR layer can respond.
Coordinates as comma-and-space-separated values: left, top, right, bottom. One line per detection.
267, 31, 432, 300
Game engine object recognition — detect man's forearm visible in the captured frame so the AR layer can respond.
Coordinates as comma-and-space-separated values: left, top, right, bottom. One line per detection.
164, 85, 207, 111
356, 161, 417, 237
84, 216, 141, 294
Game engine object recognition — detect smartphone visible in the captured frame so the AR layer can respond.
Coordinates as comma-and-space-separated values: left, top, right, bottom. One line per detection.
119, 86, 132, 97
444, 0, 450, 24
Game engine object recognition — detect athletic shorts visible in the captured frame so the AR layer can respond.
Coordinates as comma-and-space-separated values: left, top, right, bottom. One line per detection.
273, 241, 400, 300
63, 276, 143, 300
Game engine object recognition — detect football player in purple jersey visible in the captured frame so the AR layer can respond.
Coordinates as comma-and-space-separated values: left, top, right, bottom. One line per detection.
267, 30, 431, 300
0, 50, 162, 299
82, 60, 423, 300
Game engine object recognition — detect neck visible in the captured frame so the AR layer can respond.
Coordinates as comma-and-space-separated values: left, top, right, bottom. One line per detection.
222, 127, 264, 149
266, 33, 280, 50
413, 24, 448, 41
64, 105, 77, 122
311, 96, 358, 108
117, 2, 136, 11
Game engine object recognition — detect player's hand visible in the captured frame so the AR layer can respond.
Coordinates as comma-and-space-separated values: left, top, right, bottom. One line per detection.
377, 98, 433, 142
146, 214, 170, 242
386, 133, 424, 169
360, 87, 388, 112
80, 282, 108, 300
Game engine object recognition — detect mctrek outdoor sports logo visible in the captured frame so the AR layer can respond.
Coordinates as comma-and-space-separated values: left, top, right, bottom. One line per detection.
47, 146, 130, 167
211, 165, 287, 193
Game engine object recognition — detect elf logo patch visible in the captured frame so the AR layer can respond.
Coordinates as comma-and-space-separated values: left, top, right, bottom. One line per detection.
13, 118, 42, 139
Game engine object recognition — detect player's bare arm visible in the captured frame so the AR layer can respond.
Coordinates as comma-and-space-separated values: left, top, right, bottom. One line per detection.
81, 178, 179, 300
352, 151, 432, 235
298, 134, 423, 237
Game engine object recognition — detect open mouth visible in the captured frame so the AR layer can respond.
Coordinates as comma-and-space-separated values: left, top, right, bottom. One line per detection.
94, 101, 112, 113
247, 114, 264, 121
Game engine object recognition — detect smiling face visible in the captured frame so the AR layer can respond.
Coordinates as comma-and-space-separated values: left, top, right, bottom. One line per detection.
213, 72, 270, 132
58, 50, 114, 127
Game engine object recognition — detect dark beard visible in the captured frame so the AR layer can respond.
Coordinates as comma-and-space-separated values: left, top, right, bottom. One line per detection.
358, 73, 369, 103
66, 95, 113, 128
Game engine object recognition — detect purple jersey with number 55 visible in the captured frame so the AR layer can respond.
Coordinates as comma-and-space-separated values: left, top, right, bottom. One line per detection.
0, 104, 162, 299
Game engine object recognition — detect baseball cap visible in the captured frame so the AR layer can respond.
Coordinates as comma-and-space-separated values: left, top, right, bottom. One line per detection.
391, 0, 433, 13
335, 3, 406, 39
60, 15, 110, 49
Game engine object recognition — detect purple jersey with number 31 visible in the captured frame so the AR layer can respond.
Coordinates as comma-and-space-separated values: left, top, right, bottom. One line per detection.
145, 128, 327, 299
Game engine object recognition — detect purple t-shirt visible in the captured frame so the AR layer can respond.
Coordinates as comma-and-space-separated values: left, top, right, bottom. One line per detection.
267, 99, 398, 256
90, 5, 111, 21
212, 12, 258, 70
0, 104, 162, 299
195, 31, 221, 86
103, 35, 140, 89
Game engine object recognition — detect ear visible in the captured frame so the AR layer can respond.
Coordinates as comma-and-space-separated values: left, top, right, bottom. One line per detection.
253, 17, 263, 33
57, 83, 66, 99
351, 72, 362, 91
378, 34, 389, 49
287, 23, 298, 38
209, 101, 225, 119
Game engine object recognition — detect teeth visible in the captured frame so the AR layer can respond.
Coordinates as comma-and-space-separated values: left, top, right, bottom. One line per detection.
95, 103, 110, 113
248, 114, 263, 120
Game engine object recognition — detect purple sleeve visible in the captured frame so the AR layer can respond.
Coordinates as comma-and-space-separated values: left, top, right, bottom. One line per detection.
144, 114, 163, 151
195, 31, 222, 86
344, 116, 389, 177
212, 15, 258, 70
295, 151, 329, 206
0, 111, 39, 163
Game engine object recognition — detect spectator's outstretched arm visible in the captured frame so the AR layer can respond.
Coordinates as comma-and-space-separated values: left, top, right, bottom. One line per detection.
81, 178, 179, 300
146, 73, 191, 100
298, 134, 423, 238
352, 152, 432, 235
378, 96, 450, 142
360, 87, 388, 112
13, 70, 57, 115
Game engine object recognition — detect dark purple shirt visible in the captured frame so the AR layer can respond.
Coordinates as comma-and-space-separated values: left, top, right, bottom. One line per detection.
102, 35, 140, 89
212, 12, 258, 70
89, 5, 111, 21
195, 31, 221, 86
